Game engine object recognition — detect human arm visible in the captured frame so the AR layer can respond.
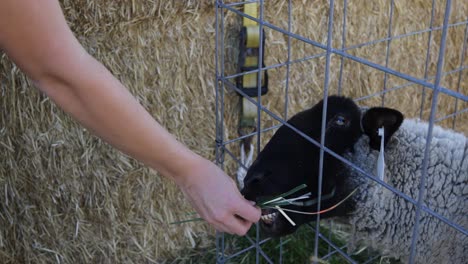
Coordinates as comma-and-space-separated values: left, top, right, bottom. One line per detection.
0, 0, 260, 235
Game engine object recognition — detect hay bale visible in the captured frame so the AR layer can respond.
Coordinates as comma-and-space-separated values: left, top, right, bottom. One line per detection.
0, 0, 466, 263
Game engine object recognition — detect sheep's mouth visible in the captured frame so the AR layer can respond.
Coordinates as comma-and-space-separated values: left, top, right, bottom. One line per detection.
260, 208, 279, 225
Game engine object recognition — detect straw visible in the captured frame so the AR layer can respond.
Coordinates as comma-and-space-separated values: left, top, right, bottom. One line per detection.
1, 1, 466, 262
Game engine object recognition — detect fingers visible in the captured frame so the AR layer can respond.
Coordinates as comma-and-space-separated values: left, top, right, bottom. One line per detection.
221, 190, 260, 235
233, 196, 261, 223
217, 215, 252, 236
206, 207, 254, 236
218, 200, 260, 236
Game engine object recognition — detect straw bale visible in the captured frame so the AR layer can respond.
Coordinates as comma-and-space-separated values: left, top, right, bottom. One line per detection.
0, 0, 466, 263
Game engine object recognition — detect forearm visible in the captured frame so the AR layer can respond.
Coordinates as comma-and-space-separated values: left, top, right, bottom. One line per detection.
0, 0, 202, 185
35, 53, 201, 184
0, 0, 261, 235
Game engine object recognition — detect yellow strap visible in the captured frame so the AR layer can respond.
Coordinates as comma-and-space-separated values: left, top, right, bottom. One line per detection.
246, 26, 260, 48
242, 97, 257, 119
240, 2, 262, 125
244, 56, 258, 67
242, 72, 266, 89
243, 73, 258, 88
241, 3, 261, 89
243, 3, 258, 26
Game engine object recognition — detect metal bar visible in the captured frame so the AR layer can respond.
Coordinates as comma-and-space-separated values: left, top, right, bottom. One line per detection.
337, 0, 348, 95
362, 255, 382, 264
220, 232, 225, 263
409, 1, 452, 263
223, 52, 327, 81
222, 236, 273, 262
219, 0, 226, 170
223, 146, 251, 172
321, 245, 348, 260
327, 220, 333, 254
436, 108, 468, 123
225, 0, 259, 8
334, 49, 467, 101
222, 124, 282, 146
279, 236, 284, 264
344, 20, 468, 51
222, 55, 467, 103
219, 3, 468, 101
216, 233, 223, 264
307, 223, 357, 263
354, 67, 466, 102
452, 22, 468, 129
221, 22, 468, 84
221, 62, 462, 147
215, 1, 228, 261
220, 78, 468, 236
327, 221, 333, 256
284, 0, 292, 120
223, 244, 256, 261
222, 1, 467, 53
214, 2, 223, 262
280, 10, 291, 264
222, 53, 465, 83
314, 1, 335, 262
258, 245, 274, 264
215, 2, 467, 264
317, 232, 357, 264
419, 0, 437, 119
255, 2, 265, 262
256, 0, 265, 156
305, 223, 357, 264
244, 235, 275, 264
225, 64, 467, 103
225, 64, 466, 106
214, 0, 222, 173
381, 0, 394, 106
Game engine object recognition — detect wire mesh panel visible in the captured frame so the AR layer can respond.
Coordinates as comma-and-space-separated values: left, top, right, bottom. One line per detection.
214, 0, 467, 263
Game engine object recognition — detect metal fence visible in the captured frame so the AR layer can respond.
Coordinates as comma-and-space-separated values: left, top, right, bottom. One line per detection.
214, 0, 467, 263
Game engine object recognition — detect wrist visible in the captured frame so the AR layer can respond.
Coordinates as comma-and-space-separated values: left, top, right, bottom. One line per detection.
162, 146, 208, 188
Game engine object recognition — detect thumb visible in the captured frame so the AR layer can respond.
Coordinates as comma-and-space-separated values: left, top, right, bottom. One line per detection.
234, 195, 261, 223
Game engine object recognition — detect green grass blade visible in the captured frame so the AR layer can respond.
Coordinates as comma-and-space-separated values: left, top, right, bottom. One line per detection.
170, 217, 204, 225
259, 184, 307, 207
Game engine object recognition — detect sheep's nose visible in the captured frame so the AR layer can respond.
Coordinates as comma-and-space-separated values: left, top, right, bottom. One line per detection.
243, 172, 264, 188
240, 172, 265, 201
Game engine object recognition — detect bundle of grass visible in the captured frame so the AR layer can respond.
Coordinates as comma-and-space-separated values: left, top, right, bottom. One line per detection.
0, 0, 466, 263
170, 221, 396, 264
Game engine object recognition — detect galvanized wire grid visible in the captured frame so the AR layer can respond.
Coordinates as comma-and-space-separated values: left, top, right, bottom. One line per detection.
214, 0, 467, 263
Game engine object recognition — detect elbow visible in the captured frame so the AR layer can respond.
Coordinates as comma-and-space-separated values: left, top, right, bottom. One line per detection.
31, 49, 92, 97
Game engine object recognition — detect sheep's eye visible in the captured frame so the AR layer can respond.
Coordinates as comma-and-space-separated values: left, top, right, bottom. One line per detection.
335, 116, 347, 126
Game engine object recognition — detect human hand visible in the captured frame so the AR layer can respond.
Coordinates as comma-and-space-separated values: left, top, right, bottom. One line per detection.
0, 0, 259, 237
176, 157, 261, 236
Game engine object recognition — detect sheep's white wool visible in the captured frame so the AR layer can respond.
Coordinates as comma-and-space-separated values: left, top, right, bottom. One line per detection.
237, 144, 254, 189
345, 119, 467, 264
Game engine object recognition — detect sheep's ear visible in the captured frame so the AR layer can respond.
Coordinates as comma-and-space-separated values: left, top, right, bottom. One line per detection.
361, 107, 404, 150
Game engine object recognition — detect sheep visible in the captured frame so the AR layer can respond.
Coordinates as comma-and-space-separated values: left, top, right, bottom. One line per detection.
241, 95, 364, 237
342, 108, 468, 264
242, 98, 467, 263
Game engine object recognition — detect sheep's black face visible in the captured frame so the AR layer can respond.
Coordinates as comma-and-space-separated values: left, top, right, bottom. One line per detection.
241, 96, 362, 237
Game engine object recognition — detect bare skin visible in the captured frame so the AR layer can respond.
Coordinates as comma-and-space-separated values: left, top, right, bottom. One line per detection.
0, 0, 260, 235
